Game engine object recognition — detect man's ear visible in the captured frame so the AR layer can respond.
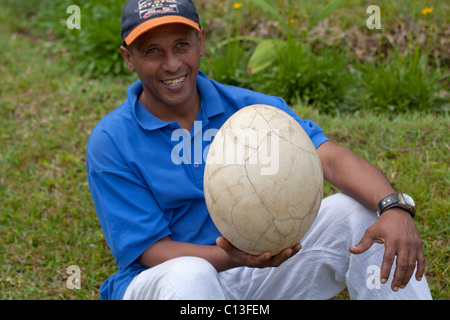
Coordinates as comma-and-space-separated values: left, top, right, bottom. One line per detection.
120, 45, 135, 72
198, 28, 206, 57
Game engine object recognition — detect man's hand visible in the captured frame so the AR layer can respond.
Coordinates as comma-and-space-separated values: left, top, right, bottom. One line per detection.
217, 237, 302, 269
349, 208, 425, 291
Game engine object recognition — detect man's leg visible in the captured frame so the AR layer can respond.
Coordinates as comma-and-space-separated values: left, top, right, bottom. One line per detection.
218, 193, 432, 300
123, 256, 226, 300
123, 194, 432, 300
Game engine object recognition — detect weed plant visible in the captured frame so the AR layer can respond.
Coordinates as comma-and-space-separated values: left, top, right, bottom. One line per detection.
354, 48, 448, 113
251, 39, 353, 114
35, 0, 125, 76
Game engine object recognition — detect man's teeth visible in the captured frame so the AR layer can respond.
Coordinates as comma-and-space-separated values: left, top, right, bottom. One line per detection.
163, 76, 186, 86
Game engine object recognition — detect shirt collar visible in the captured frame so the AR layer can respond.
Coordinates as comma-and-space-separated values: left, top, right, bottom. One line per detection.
197, 71, 225, 119
128, 71, 225, 131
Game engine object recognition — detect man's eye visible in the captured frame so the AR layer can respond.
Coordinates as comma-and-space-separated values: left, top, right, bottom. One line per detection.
176, 42, 189, 49
146, 48, 160, 55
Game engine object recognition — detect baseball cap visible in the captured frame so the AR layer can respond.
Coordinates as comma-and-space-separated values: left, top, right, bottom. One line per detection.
121, 0, 201, 46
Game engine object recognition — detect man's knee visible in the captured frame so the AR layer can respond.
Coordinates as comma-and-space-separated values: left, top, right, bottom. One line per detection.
302, 193, 376, 250
124, 257, 224, 300
319, 193, 377, 230
166, 256, 219, 283
323, 193, 372, 216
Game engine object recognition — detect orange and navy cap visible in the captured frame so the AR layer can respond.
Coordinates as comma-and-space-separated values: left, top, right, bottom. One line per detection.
121, 0, 201, 46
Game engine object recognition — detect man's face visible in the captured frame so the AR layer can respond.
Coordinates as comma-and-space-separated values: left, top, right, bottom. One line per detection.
121, 23, 205, 109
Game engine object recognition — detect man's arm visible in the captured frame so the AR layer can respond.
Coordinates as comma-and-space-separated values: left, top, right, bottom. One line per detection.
317, 141, 425, 291
138, 236, 301, 272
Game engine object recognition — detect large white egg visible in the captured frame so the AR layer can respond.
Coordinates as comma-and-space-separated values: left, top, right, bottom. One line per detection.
204, 104, 323, 255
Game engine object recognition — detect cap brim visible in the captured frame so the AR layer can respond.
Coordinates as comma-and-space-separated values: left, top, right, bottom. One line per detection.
124, 16, 201, 45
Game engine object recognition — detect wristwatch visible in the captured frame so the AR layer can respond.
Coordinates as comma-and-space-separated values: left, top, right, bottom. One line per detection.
376, 193, 416, 218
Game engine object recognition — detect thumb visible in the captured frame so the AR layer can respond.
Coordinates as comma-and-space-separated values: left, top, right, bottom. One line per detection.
216, 236, 233, 250
349, 231, 375, 255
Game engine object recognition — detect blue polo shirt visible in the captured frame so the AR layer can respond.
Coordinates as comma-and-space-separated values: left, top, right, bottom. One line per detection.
86, 71, 329, 300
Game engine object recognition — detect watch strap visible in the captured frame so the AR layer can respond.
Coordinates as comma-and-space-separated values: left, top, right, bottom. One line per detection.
377, 193, 415, 218
377, 193, 399, 216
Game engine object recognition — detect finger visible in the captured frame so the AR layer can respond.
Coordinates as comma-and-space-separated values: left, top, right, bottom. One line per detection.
391, 249, 409, 292
265, 244, 302, 268
399, 249, 417, 289
249, 251, 272, 268
269, 248, 293, 267
415, 244, 426, 282
216, 236, 233, 250
349, 230, 376, 255
292, 243, 302, 254
380, 246, 395, 285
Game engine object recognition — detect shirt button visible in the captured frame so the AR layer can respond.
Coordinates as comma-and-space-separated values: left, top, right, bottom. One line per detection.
193, 162, 200, 168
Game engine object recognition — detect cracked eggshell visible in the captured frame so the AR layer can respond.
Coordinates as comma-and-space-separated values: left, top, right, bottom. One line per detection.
204, 104, 323, 256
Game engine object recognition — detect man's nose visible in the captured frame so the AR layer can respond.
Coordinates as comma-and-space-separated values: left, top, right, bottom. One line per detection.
163, 51, 182, 73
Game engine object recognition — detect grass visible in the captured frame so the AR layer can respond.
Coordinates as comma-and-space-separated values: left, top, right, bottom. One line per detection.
0, 33, 121, 299
0, 1, 448, 300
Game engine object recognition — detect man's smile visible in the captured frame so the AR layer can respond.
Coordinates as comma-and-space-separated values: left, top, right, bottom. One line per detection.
161, 75, 187, 88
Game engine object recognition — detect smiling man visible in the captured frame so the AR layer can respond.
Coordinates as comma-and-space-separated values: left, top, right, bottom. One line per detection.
120, 20, 204, 130
86, 0, 432, 300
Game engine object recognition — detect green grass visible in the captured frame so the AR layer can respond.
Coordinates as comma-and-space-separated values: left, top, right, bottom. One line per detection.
0, 1, 448, 300
0, 34, 122, 299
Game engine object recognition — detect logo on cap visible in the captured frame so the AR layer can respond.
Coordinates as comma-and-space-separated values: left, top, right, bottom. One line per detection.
137, 0, 179, 20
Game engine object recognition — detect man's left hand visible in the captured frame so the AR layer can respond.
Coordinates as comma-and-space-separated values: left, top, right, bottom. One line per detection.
349, 208, 425, 291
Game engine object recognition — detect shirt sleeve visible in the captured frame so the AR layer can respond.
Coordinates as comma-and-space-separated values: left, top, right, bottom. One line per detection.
272, 97, 330, 149
87, 127, 171, 270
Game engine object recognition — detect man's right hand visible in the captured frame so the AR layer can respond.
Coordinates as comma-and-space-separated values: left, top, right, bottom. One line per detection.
216, 237, 302, 269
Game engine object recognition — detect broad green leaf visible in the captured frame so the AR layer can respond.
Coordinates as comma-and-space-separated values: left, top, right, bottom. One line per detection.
247, 39, 287, 74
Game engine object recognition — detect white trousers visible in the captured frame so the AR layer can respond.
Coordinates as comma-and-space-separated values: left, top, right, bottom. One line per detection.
123, 194, 432, 300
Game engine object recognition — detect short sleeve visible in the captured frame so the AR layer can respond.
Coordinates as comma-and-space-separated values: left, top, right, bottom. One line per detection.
271, 96, 330, 149
87, 128, 171, 270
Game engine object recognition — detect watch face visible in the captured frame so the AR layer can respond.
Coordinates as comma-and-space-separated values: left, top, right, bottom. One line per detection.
402, 193, 415, 207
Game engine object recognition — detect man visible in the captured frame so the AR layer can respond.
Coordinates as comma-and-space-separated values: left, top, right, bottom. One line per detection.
87, 0, 432, 300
